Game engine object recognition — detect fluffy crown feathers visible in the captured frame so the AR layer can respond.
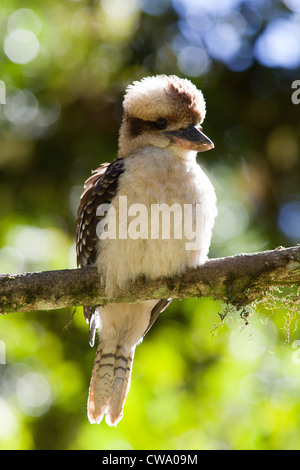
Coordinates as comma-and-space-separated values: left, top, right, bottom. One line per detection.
122, 75, 206, 125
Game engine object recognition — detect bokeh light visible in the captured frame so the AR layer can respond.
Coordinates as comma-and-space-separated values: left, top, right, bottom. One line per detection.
16, 373, 52, 417
278, 201, 300, 241
4, 29, 39, 65
4, 89, 39, 124
283, 0, 300, 13
255, 17, 300, 69
177, 46, 210, 77
138, 0, 170, 16
0, 398, 19, 442
7, 8, 42, 36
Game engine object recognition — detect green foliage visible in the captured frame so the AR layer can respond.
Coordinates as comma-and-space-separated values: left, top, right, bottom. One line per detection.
0, 0, 300, 450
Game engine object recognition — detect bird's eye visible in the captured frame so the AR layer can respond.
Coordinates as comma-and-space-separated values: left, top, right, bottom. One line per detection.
155, 117, 167, 129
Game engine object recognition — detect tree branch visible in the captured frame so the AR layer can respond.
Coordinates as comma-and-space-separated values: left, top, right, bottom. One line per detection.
1, 246, 300, 314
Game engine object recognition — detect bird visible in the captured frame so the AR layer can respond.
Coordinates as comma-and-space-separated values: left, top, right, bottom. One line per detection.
76, 74, 217, 426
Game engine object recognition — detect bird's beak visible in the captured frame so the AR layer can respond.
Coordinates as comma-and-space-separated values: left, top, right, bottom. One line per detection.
164, 125, 214, 152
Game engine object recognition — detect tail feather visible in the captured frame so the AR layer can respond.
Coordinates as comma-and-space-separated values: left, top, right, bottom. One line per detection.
108, 347, 134, 426
88, 344, 114, 424
86, 300, 159, 426
87, 342, 135, 426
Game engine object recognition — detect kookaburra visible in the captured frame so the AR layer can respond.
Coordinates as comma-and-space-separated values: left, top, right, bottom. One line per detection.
76, 75, 217, 426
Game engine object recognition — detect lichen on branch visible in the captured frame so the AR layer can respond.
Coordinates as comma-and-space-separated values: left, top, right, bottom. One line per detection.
0, 246, 300, 314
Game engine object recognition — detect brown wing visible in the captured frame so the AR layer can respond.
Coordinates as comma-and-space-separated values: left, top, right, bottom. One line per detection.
76, 158, 125, 345
76, 158, 172, 344
144, 298, 173, 337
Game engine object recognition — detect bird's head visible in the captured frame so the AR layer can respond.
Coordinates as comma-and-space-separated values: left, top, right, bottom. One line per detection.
118, 74, 214, 159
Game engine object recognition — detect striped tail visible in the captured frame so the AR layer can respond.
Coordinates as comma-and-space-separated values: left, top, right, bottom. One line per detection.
87, 341, 135, 426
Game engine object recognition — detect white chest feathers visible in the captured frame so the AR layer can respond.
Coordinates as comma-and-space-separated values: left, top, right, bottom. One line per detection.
96, 148, 217, 297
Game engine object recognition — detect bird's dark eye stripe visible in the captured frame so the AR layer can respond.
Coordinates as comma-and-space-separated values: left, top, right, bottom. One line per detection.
128, 116, 168, 137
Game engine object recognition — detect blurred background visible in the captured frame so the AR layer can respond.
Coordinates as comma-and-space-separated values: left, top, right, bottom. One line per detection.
0, 0, 300, 450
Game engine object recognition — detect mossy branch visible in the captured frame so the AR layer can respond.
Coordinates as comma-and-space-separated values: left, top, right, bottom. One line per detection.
0, 246, 300, 314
